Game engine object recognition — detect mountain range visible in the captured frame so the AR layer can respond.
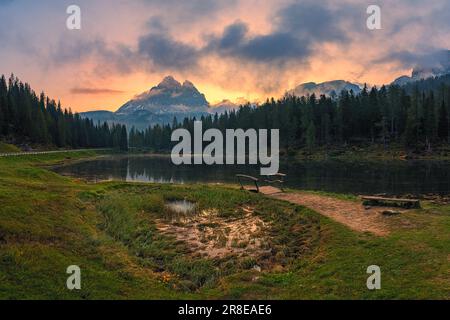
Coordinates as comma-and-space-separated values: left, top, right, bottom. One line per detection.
81, 76, 361, 130
287, 80, 361, 98
393, 50, 450, 86
82, 50, 450, 129
82, 76, 209, 130
81, 76, 249, 130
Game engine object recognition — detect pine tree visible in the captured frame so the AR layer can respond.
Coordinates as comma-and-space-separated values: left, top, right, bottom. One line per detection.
120, 125, 128, 151
421, 92, 437, 151
0, 75, 7, 135
306, 120, 316, 150
0, 74, 121, 149
438, 100, 449, 141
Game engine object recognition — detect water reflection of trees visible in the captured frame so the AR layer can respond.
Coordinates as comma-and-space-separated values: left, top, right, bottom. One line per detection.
126, 156, 260, 184
56, 156, 450, 196
287, 160, 450, 195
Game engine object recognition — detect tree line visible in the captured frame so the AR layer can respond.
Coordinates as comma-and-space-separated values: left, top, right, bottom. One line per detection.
2, 73, 449, 154
129, 75, 450, 152
0, 74, 128, 150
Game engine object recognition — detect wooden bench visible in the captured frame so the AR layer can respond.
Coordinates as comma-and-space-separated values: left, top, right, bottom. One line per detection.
237, 173, 287, 194
360, 196, 421, 209
236, 174, 260, 193
262, 173, 287, 192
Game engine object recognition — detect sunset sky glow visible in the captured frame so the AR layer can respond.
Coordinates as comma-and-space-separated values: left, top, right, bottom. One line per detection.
1, 0, 449, 112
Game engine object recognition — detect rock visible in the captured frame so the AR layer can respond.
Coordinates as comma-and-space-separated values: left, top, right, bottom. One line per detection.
253, 265, 262, 272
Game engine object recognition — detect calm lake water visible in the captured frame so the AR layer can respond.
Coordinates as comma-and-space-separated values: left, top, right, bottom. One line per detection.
52, 155, 450, 196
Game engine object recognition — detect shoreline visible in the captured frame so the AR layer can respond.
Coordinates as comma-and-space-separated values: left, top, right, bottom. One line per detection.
0, 150, 449, 299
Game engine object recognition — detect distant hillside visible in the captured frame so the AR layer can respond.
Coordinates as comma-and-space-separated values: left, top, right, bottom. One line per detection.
288, 80, 361, 98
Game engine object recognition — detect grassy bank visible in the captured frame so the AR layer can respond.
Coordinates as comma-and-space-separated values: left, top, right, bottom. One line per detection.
0, 142, 21, 153
0, 151, 449, 299
294, 143, 450, 161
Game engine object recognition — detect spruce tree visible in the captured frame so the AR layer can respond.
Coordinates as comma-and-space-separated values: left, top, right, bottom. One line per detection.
306, 120, 316, 150
120, 125, 128, 151
438, 100, 449, 141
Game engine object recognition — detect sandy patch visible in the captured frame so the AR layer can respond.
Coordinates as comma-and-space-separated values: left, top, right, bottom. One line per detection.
271, 192, 402, 236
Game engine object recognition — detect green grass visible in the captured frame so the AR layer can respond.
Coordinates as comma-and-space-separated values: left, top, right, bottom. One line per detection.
90, 183, 321, 291
0, 151, 449, 299
0, 142, 21, 153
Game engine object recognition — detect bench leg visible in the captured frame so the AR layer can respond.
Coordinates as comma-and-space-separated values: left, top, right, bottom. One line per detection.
238, 178, 244, 190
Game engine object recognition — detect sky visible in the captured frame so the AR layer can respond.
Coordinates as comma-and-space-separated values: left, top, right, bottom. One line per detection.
0, 0, 449, 112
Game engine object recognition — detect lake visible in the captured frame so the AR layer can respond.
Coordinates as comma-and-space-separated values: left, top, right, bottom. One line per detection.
52, 154, 450, 196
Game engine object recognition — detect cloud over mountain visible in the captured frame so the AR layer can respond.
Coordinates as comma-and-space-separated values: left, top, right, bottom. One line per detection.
1, 0, 449, 111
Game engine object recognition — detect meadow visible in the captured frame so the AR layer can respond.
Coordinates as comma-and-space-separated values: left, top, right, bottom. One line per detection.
0, 151, 449, 299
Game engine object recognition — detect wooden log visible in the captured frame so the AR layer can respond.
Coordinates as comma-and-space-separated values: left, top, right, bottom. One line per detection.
360, 196, 420, 209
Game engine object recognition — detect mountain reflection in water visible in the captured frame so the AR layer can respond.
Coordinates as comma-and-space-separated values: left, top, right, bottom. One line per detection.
52, 155, 450, 196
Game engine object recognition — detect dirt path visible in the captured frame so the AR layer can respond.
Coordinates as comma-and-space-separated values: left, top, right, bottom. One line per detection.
271, 192, 398, 236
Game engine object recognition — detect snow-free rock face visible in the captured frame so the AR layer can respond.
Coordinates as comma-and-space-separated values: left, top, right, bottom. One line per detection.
288, 80, 361, 98
82, 76, 211, 130
117, 76, 209, 115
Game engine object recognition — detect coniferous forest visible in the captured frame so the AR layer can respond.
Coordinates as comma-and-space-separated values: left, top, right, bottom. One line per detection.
1, 73, 450, 154
0, 75, 128, 150
129, 75, 450, 153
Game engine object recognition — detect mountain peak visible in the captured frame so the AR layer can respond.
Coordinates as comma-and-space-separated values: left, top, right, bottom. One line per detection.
158, 76, 181, 89
117, 76, 209, 116
182, 80, 195, 88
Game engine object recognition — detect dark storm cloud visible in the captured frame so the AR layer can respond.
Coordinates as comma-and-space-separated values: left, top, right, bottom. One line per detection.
215, 22, 248, 50
138, 33, 200, 70
375, 49, 450, 69
129, 0, 450, 72
238, 32, 310, 62
276, 1, 349, 42
208, 22, 310, 62
45, 0, 448, 76
205, 1, 352, 64
388, 0, 450, 40
46, 0, 359, 73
